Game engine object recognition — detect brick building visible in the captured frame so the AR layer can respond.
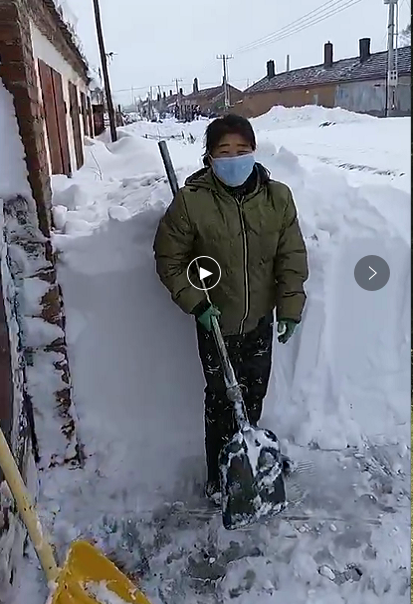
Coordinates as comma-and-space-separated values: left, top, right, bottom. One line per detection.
235, 38, 411, 119
2, 0, 93, 180
0, 0, 88, 590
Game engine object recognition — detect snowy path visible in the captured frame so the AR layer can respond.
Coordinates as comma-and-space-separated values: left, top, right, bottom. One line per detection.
9, 107, 410, 604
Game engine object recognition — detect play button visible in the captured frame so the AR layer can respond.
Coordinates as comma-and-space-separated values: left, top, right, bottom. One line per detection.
199, 267, 213, 281
187, 256, 221, 291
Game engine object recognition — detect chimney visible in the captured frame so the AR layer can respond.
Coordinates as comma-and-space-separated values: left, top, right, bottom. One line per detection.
179, 87, 183, 96
359, 37, 371, 62
286, 54, 290, 72
193, 77, 199, 94
157, 93, 161, 101
324, 41, 333, 68
163, 91, 166, 99
169, 89, 173, 97
266, 59, 275, 79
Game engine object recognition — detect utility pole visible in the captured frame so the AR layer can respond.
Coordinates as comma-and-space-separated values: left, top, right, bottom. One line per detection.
92, 0, 117, 142
174, 78, 183, 120
384, 0, 399, 116
217, 54, 233, 109
148, 86, 153, 121
286, 54, 291, 72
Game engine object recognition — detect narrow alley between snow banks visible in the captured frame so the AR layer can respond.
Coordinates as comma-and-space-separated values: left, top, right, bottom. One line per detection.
11, 107, 410, 604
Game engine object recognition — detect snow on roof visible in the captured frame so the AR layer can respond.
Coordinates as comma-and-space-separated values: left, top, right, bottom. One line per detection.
246, 45, 411, 94
185, 83, 242, 102
44, 0, 89, 80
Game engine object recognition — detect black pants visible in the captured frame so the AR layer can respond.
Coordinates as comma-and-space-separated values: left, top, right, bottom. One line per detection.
196, 313, 274, 485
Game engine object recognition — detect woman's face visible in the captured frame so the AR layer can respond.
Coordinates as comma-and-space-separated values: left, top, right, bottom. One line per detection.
211, 133, 253, 159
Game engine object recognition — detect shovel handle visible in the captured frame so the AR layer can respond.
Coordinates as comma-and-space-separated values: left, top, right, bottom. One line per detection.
210, 316, 249, 429
0, 427, 59, 582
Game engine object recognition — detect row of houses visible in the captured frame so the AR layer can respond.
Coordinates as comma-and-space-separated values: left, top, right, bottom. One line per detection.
149, 38, 410, 120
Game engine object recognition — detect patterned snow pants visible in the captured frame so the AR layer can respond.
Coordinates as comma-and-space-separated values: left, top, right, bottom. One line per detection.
196, 312, 274, 486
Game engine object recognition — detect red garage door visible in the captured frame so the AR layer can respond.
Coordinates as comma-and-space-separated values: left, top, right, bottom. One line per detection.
38, 59, 71, 176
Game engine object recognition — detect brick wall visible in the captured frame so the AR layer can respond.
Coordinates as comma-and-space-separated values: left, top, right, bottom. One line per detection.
0, 0, 52, 236
0, 198, 37, 598
232, 85, 336, 119
0, 0, 82, 465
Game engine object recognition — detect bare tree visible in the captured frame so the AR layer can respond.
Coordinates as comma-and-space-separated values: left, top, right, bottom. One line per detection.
399, 22, 411, 47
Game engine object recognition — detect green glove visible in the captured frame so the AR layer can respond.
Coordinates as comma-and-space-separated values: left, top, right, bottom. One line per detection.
197, 305, 221, 331
277, 319, 298, 344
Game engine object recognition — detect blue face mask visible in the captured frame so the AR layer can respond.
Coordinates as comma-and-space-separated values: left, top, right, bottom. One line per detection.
211, 153, 255, 188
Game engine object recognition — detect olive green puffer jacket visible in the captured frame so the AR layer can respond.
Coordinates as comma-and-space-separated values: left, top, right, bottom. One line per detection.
153, 164, 308, 336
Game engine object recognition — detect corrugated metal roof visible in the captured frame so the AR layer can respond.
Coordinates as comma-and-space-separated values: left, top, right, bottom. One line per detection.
246, 45, 411, 94
185, 84, 241, 102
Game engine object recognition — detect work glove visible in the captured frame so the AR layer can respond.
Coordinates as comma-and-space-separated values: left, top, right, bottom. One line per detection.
197, 304, 221, 332
277, 319, 298, 344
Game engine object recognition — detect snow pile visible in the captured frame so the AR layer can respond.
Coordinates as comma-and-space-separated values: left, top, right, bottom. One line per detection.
10, 107, 411, 604
254, 104, 377, 129
254, 110, 410, 192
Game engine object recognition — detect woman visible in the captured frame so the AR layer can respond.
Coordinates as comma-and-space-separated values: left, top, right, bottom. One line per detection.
154, 114, 308, 502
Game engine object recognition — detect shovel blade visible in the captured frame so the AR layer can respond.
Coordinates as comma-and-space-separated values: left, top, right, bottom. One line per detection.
50, 541, 152, 604
219, 426, 287, 530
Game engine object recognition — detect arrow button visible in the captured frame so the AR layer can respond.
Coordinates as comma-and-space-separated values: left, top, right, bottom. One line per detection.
354, 255, 390, 291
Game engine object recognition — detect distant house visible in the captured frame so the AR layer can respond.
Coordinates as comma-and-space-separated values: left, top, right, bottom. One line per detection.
235, 38, 411, 119
183, 79, 244, 116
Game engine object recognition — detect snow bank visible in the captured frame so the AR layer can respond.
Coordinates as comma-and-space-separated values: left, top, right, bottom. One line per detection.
253, 104, 378, 129
50, 111, 410, 452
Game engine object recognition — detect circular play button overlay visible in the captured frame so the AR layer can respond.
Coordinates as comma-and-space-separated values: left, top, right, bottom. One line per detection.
354, 255, 390, 291
187, 256, 221, 291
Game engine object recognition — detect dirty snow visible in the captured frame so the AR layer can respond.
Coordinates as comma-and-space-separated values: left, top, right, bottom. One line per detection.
6, 107, 411, 604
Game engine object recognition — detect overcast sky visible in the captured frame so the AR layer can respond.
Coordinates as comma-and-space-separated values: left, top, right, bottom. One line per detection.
67, 0, 411, 105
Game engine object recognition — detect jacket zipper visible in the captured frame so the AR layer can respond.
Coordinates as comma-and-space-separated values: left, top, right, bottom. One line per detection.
236, 196, 249, 335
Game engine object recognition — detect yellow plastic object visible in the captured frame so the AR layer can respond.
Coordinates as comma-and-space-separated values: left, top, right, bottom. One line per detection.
50, 540, 152, 603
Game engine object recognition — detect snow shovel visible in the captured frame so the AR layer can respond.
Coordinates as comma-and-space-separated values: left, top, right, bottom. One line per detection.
0, 427, 152, 604
205, 292, 287, 530
157, 140, 287, 530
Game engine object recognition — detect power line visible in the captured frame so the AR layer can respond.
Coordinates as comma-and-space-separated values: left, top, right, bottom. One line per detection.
236, 0, 364, 54
236, 0, 343, 53
113, 78, 249, 96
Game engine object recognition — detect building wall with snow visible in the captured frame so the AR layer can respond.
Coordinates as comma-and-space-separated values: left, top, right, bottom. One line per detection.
0, 0, 83, 516
30, 20, 91, 176
234, 41, 411, 119
233, 85, 336, 119
0, 77, 39, 600
335, 76, 411, 117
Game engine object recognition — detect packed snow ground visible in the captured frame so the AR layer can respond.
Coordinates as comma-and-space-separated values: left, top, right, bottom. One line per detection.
9, 107, 411, 604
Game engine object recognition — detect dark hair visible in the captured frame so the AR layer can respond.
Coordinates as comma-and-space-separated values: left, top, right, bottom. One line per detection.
203, 114, 256, 166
